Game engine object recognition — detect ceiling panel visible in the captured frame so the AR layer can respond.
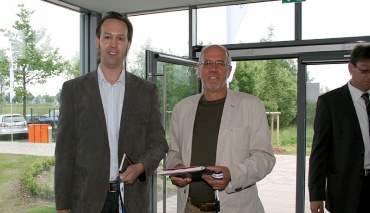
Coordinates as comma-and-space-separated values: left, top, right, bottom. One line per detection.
43, 0, 266, 15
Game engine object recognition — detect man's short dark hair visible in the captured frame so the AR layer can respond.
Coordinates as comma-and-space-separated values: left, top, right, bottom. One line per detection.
350, 43, 370, 65
96, 11, 133, 42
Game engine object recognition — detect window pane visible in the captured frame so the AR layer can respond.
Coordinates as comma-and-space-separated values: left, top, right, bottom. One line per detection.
303, 0, 370, 39
229, 58, 298, 212
1, 0, 80, 98
128, 11, 189, 77
197, 2, 294, 45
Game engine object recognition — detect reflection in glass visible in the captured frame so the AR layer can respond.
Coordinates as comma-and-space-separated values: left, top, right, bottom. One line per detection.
303, 0, 370, 39
197, 2, 294, 45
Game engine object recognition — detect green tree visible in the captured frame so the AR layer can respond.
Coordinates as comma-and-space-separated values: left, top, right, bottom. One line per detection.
0, 4, 68, 117
44, 94, 54, 105
230, 25, 298, 127
128, 39, 199, 113
3, 92, 22, 104
26, 91, 34, 103
230, 59, 297, 127
34, 94, 41, 104
0, 49, 10, 114
65, 52, 80, 80
128, 39, 155, 78
56, 89, 61, 105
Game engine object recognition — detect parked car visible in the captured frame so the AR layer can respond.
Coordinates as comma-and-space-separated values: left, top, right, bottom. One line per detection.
25, 114, 47, 124
0, 114, 28, 139
39, 116, 58, 124
43, 109, 59, 118
40, 111, 59, 140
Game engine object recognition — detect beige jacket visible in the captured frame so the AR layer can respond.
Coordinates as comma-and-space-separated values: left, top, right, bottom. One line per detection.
166, 89, 276, 213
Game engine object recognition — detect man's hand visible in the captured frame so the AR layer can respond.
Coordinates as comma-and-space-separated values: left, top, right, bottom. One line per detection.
202, 166, 231, 190
310, 201, 324, 213
169, 164, 191, 187
119, 163, 144, 185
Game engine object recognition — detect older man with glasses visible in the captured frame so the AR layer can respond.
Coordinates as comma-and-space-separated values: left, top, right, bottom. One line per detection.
166, 44, 276, 213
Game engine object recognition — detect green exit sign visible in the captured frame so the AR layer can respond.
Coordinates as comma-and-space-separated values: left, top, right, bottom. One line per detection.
282, 0, 305, 3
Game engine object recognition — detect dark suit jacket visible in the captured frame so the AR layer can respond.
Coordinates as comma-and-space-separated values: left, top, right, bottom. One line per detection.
55, 70, 168, 212
309, 84, 365, 213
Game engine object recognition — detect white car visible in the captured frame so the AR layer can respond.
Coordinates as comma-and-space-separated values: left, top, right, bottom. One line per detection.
0, 114, 28, 138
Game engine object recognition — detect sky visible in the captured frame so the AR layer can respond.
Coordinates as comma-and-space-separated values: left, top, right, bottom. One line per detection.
1, 0, 369, 96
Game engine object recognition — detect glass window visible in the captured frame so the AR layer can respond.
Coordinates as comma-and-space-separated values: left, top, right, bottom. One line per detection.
1, 0, 80, 104
303, 0, 370, 39
0, 1, 80, 211
229, 58, 298, 212
197, 2, 294, 45
128, 11, 189, 77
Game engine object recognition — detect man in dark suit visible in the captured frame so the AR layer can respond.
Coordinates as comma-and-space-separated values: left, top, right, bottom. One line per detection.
54, 12, 168, 213
309, 44, 370, 213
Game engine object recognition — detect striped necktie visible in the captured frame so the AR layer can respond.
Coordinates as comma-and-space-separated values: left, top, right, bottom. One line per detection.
361, 93, 370, 134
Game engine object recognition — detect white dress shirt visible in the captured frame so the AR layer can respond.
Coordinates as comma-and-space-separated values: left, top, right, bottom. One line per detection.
97, 65, 125, 181
348, 82, 370, 169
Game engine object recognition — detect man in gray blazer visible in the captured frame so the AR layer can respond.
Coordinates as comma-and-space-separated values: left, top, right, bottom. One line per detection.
309, 44, 370, 213
54, 12, 168, 213
166, 44, 276, 213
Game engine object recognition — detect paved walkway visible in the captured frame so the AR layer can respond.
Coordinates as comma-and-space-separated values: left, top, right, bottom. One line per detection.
0, 141, 311, 212
0, 141, 55, 156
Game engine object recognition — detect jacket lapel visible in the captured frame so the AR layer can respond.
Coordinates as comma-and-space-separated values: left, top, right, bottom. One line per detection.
118, 72, 137, 142
216, 89, 237, 163
339, 84, 363, 140
84, 71, 108, 138
183, 94, 202, 165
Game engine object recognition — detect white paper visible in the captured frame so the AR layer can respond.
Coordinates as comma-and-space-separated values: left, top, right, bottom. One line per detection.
157, 166, 206, 175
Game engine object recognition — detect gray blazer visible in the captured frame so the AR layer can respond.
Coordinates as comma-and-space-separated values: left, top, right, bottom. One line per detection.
55, 70, 168, 212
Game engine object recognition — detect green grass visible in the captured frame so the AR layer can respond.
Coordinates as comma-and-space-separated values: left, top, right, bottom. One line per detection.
28, 207, 56, 213
0, 153, 55, 212
272, 125, 314, 156
0, 103, 59, 115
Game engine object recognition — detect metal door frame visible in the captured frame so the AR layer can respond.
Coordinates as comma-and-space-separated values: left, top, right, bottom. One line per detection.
146, 50, 198, 213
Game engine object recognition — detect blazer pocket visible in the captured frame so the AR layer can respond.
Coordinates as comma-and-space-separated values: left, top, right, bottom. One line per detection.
231, 126, 249, 152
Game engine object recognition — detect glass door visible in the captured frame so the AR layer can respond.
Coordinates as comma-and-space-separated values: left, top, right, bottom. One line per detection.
304, 63, 350, 212
146, 50, 200, 213
300, 52, 351, 212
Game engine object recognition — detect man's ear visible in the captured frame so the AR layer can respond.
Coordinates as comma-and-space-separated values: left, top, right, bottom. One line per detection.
196, 67, 200, 78
227, 66, 232, 78
95, 37, 100, 48
348, 63, 354, 75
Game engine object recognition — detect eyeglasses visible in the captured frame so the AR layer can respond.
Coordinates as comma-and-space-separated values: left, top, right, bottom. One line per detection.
198, 60, 230, 68
354, 64, 370, 74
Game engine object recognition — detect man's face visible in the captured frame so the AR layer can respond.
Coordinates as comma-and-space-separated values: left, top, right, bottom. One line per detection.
96, 18, 131, 70
349, 60, 370, 92
197, 46, 232, 93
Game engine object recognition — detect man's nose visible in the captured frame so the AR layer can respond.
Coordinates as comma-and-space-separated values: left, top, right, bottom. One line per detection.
110, 38, 117, 47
